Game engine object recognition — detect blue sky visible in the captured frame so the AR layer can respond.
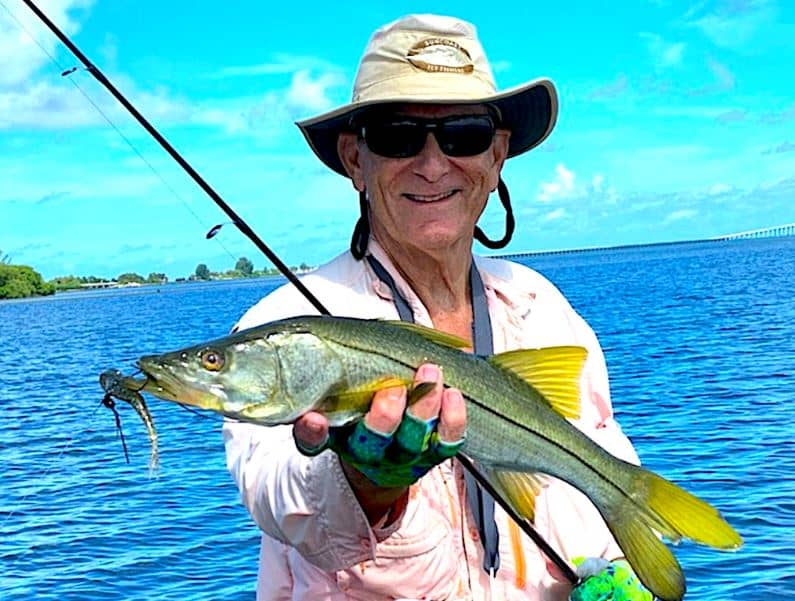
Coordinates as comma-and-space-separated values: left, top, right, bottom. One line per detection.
1, 0, 793, 280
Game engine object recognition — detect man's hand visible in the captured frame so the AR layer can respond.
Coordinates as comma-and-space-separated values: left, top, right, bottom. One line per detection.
292, 363, 467, 523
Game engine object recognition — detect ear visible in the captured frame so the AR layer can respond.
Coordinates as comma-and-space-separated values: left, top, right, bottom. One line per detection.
338, 133, 366, 192
488, 129, 511, 190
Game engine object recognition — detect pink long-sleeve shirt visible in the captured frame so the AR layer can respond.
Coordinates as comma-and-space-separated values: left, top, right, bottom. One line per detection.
223, 241, 640, 600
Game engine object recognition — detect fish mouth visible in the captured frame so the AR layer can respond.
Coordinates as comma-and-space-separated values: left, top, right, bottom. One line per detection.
136, 359, 180, 401
135, 356, 215, 409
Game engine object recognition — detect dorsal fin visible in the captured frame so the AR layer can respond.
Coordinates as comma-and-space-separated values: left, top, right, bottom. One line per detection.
386, 321, 470, 349
488, 346, 587, 419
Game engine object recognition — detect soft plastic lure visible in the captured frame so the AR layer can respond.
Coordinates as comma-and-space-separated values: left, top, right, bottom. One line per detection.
100, 369, 158, 473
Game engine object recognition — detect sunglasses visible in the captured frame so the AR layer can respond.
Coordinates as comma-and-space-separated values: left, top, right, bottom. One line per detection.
358, 114, 497, 159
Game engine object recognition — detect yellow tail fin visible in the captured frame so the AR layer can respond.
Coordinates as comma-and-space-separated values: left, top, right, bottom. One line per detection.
606, 465, 743, 601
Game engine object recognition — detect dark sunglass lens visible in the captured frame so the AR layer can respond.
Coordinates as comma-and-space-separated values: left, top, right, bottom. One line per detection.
363, 122, 426, 158
439, 116, 495, 156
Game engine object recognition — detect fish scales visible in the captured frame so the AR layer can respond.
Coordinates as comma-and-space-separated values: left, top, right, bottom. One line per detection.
307, 318, 624, 476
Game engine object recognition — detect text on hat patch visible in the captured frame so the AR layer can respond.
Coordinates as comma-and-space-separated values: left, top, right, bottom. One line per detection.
406, 38, 474, 74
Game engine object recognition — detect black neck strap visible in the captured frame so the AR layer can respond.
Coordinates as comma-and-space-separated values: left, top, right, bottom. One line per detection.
365, 254, 501, 574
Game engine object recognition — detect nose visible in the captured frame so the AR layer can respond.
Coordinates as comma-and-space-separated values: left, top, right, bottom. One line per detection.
411, 132, 450, 182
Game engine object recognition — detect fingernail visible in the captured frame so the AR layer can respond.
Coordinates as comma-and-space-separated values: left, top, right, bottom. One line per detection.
446, 388, 463, 402
307, 421, 324, 434
417, 364, 439, 382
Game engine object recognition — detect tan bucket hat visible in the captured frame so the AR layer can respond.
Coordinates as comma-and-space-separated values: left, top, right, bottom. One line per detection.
297, 14, 559, 176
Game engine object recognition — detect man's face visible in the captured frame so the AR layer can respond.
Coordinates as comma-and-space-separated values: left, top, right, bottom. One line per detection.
338, 103, 510, 257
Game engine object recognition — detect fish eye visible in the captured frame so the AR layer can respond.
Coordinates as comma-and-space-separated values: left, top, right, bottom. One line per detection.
200, 348, 225, 371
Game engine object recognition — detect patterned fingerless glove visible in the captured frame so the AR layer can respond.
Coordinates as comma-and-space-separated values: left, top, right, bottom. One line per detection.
297, 411, 465, 488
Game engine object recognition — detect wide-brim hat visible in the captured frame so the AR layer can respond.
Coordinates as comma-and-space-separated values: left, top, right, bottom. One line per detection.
297, 14, 558, 177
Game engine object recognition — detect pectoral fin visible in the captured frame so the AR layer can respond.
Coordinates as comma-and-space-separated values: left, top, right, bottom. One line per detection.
317, 376, 411, 426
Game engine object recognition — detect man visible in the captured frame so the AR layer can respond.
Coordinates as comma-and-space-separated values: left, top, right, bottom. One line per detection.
224, 14, 646, 600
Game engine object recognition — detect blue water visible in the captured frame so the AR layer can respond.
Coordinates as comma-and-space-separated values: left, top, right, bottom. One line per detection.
1, 237, 793, 600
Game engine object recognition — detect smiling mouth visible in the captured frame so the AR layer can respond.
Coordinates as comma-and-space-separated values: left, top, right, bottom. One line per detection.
404, 190, 458, 203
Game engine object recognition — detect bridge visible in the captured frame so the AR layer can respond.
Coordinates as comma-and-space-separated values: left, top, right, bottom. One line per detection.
713, 223, 795, 240
497, 222, 793, 260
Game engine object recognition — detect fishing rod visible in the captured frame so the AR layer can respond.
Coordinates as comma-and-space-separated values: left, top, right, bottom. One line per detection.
22, 0, 578, 585
19, 0, 329, 317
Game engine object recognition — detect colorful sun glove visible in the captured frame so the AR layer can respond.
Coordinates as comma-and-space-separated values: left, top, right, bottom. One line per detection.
338, 412, 464, 487
296, 411, 465, 488
569, 557, 653, 601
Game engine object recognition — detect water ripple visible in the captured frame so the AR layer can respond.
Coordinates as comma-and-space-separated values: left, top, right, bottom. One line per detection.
2, 240, 793, 599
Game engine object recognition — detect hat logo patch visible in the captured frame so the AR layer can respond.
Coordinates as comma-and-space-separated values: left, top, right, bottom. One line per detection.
407, 38, 474, 74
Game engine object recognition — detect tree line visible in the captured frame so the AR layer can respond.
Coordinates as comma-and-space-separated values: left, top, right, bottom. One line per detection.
192, 257, 313, 281
0, 252, 314, 300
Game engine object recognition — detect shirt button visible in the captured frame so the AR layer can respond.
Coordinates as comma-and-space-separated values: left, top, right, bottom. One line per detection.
469, 527, 480, 541
336, 572, 350, 591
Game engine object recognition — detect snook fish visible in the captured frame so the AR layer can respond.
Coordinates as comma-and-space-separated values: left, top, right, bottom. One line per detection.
104, 315, 742, 600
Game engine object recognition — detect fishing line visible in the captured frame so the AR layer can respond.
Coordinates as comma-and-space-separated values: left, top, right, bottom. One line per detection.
0, 0, 241, 266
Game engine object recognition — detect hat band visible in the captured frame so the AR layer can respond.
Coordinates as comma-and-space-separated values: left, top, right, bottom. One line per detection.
354, 71, 497, 104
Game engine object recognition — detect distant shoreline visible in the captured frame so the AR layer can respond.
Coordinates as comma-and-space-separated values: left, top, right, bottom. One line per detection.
0, 274, 291, 304
57, 272, 297, 293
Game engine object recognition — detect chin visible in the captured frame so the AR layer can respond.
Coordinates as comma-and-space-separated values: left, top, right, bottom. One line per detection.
411, 229, 470, 252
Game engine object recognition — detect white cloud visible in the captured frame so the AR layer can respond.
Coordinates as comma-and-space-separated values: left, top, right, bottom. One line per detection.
651, 104, 735, 118
213, 54, 338, 78
0, 80, 104, 128
687, 56, 736, 96
0, 0, 92, 89
536, 164, 617, 206
762, 141, 795, 155
0, 75, 201, 130
285, 69, 345, 117
663, 208, 698, 223
538, 163, 575, 202
709, 183, 732, 195
715, 108, 747, 123
706, 57, 735, 89
542, 207, 567, 222
0, 67, 340, 136
640, 32, 686, 70
687, 0, 776, 50
592, 174, 605, 192
759, 104, 795, 125
588, 74, 629, 100
0, 6, 344, 134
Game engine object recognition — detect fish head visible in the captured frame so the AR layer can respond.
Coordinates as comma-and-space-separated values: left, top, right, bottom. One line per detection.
136, 335, 296, 425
